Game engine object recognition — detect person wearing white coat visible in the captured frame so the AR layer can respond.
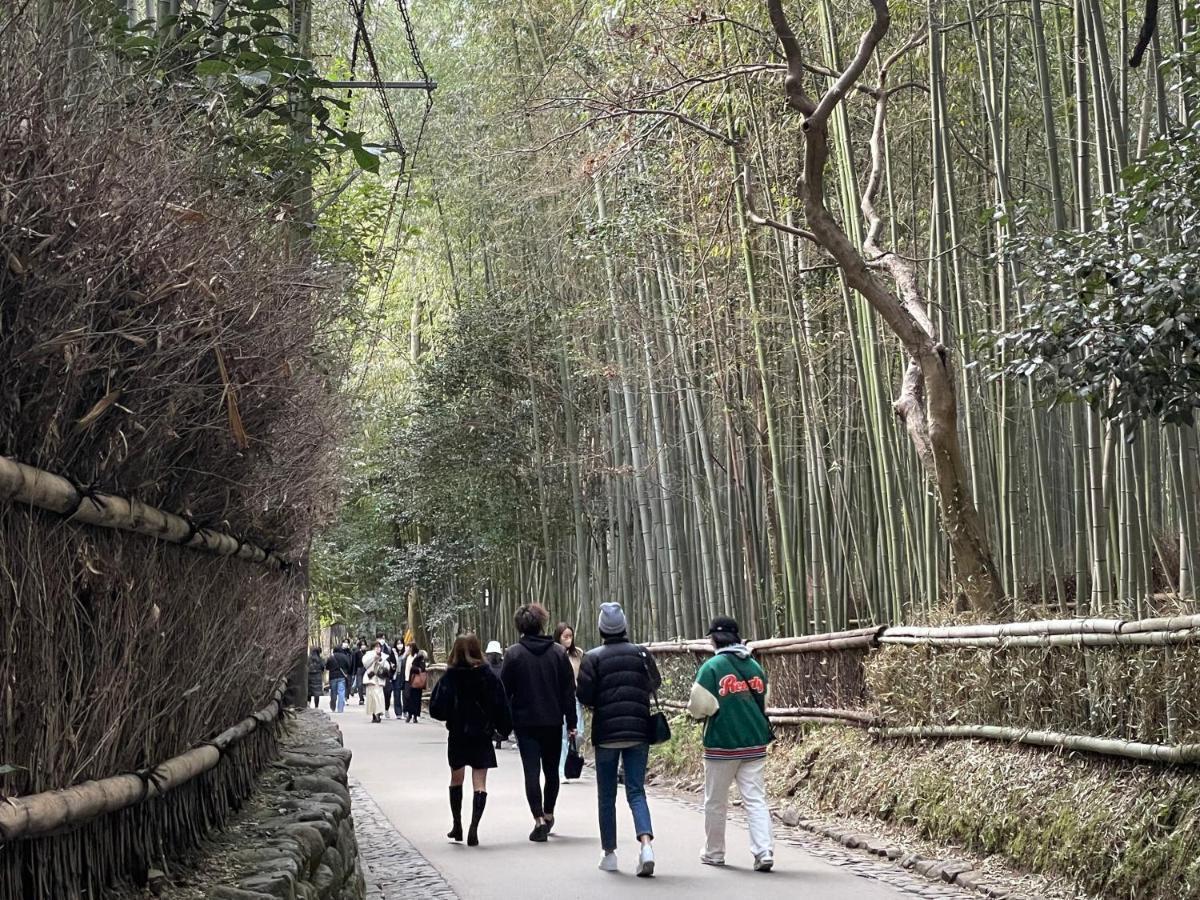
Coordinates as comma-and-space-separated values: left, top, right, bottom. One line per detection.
362, 640, 392, 723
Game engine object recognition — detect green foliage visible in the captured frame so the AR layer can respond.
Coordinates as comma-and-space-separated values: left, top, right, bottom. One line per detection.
93, 0, 388, 192
998, 46, 1200, 427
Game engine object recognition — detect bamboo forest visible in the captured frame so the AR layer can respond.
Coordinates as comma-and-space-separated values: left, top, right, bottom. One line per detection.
7, 0, 1200, 897
309, 0, 1200, 646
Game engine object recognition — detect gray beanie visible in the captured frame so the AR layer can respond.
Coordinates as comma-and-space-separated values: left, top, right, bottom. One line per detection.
598, 602, 627, 636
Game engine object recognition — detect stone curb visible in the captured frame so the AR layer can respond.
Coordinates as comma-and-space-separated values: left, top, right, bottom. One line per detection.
199, 709, 367, 900
773, 806, 1032, 900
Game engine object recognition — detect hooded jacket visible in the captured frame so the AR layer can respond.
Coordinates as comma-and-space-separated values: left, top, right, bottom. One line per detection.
687, 645, 773, 760
576, 635, 662, 745
430, 663, 513, 739
500, 635, 578, 731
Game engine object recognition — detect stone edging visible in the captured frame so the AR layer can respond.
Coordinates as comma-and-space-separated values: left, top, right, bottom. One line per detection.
773, 807, 1034, 900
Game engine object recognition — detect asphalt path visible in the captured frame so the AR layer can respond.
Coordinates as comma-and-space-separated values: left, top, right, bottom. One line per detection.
332, 705, 922, 900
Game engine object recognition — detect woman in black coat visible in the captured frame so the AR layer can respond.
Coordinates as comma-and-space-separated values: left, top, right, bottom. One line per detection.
402, 643, 428, 722
430, 634, 512, 846
307, 647, 325, 708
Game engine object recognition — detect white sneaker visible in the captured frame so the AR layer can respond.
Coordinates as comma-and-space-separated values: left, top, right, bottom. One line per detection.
753, 851, 775, 872
599, 852, 618, 872
636, 844, 655, 878
384, 711, 391, 719
700, 853, 725, 866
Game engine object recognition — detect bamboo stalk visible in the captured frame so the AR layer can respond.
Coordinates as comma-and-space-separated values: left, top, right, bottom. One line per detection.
871, 724, 1200, 763
0, 455, 289, 571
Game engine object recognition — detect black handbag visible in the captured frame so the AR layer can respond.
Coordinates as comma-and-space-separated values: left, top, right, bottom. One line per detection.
564, 735, 585, 779
640, 651, 672, 745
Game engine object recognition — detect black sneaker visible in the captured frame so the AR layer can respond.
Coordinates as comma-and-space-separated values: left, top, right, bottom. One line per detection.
529, 822, 550, 842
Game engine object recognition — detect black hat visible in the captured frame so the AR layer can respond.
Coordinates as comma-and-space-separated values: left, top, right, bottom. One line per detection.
707, 616, 740, 636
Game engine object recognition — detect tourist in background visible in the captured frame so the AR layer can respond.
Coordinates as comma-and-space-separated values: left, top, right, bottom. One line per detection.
576, 602, 659, 877
362, 639, 391, 724
500, 603, 577, 842
377, 631, 395, 717
403, 642, 428, 723
307, 646, 325, 709
485, 640, 506, 749
554, 622, 586, 781
430, 633, 512, 846
687, 615, 775, 872
351, 639, 366, 705
325, 642, 352, 713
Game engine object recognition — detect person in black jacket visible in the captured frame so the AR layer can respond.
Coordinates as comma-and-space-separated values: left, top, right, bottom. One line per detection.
350, 640, 366, 705
500, 603, 577, 842
430, 633, 512, 847
307, 647, 325, 708
576, 602, 660, 877
325, 644, 353, 713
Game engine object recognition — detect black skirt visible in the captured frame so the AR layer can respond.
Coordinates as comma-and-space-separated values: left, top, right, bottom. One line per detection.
448, 731, 498, 770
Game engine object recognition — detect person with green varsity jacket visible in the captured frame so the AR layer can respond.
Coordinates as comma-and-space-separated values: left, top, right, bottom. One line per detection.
686, 616, 775, 872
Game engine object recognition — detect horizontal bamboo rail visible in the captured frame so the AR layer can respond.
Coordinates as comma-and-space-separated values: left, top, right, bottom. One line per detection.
0, 454, 290, 571
642, 615, 1200, 762
0, 680, 286, 841
870, 725, 1200, 764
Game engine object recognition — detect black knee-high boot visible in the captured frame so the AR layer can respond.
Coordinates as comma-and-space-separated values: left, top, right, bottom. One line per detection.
467, 791, 487, 846
447, 786, 464, 841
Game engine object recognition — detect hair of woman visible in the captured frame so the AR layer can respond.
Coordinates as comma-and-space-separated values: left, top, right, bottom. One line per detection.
553, 622, 581, 657
448, 633, 485, 667
514, 602, 549, 636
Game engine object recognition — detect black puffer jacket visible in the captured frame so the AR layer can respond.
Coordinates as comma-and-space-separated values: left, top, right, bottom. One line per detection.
500, 636, 578, 730
576, 636, 662, 745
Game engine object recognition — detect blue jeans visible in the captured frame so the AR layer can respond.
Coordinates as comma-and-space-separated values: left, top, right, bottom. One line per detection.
595, 743, 652, 852
329, 677, 346, 713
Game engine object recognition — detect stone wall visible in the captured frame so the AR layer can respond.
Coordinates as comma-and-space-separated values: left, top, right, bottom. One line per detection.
158, 710, 365, 900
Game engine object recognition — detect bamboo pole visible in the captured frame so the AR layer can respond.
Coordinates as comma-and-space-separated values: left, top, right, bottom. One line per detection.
871, 724, 1200, 763
0, 680, 285, 841
0, 455, 289, 571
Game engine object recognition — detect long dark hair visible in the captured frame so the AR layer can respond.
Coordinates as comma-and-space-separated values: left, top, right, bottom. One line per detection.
553, 622, 582, 658
448, 633, 485, 668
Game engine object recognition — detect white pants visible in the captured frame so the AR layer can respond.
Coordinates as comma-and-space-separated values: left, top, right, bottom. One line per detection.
703, 756, 773, 861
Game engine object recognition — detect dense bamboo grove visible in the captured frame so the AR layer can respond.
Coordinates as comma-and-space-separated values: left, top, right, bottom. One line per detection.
312, 0, 1200, 646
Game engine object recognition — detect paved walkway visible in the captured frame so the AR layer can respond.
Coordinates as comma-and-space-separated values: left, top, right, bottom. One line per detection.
330, 708, 971, 899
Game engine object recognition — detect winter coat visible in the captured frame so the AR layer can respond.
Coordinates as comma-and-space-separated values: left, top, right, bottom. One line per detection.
361, 649, 391, 685
687, 645, 773, 760
325, 649, 352, 681
430, 663, 512, 739
576, 636, 661, 745
500, 635, 578, 731
351, 647, 365, 673
403, 651, 427, 685
325, 649, 353, 681
307, 651, 325, 695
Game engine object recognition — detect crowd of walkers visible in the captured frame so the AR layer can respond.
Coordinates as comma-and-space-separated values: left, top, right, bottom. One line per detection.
307, 633, 428, 724
311, 605, 776, 875
418, 602, 777, 878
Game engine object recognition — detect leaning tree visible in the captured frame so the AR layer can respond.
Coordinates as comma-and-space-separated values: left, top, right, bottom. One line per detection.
763, 0, 1004, 615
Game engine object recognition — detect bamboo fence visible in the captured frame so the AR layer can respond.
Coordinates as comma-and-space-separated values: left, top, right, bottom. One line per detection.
0, 455, 290, 571
1, 680, 288, 898
643, 616, 1200, 765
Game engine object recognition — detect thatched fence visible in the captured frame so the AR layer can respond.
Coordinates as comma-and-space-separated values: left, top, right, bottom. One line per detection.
0, 459, 304, 898
0, 8, 350, 892
643, 615, 1200, 765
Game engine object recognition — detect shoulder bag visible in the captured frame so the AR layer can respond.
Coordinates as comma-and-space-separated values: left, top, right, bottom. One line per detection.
638, 650, 672, 745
